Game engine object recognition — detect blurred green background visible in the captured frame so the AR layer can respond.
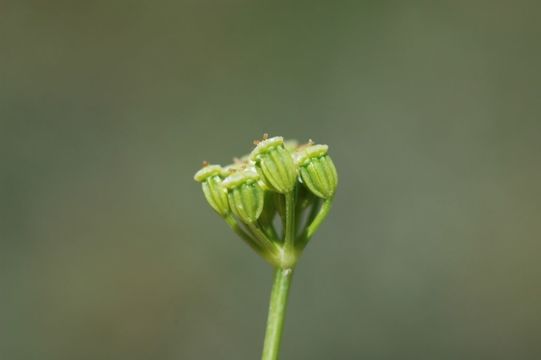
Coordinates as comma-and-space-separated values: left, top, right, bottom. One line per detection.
2, 1, 541, 359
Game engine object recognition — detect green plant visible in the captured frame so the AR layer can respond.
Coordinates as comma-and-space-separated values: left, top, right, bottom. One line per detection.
194, 135, 338, 360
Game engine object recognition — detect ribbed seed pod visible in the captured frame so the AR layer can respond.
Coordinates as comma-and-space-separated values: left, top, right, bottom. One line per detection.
194, 165, 230, 216
295, 144, 338, 199
250, 136, 297, 194
223, 169, 265, 224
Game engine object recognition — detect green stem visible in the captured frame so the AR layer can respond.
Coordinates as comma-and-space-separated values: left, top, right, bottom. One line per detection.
224, 215, 262, 253
306, 197, 323, 226
284, 191, 296, 252
247, 223, 279, 258
296, 198, 333, 250
261, 267, 294, 360
306, 198, 333, 239
261, 220, 279, 242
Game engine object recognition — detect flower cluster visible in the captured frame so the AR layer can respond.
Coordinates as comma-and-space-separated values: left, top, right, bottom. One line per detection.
194, 135, 337, 269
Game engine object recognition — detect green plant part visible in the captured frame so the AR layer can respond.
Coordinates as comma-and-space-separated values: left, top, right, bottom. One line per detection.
223, 169, 264, 224
294, 144, 338, 200
193, 164, 230, 216
194, 135, 338, 360
250, 136, 298, 194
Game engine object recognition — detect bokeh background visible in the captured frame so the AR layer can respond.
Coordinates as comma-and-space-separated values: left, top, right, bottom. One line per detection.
2, 1, 541, 359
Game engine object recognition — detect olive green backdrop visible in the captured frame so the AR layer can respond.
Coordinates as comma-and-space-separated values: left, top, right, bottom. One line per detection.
1, 1, 540, 359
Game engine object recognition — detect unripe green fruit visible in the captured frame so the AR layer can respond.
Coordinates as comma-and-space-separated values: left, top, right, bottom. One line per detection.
250, 137, 297, 194
223, 169, 265, 224
295, 145, 338, 199
194, 165, 230, 216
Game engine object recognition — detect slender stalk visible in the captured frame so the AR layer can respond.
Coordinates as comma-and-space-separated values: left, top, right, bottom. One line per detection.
261, 267, 294, 360
247, 223, 279, 256
305, 198, 333, 239
305, 197, 323, 226
260, 188, 297, 359
295, 198, 334, 250
284, 191, 296, 252
224, 215, 262, 253
261, 220, 279, 241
